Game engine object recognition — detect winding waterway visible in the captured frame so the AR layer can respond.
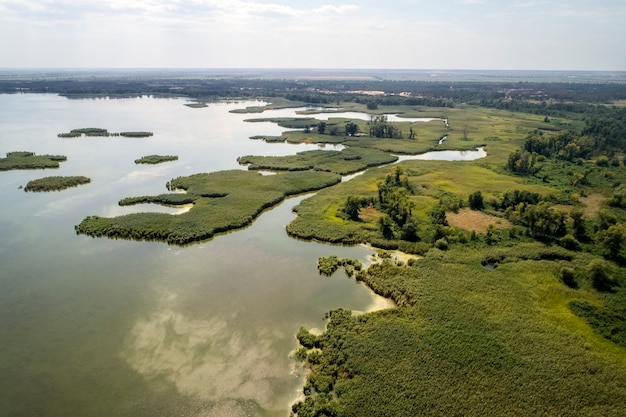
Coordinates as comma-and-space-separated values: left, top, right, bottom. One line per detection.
0, 94, 480, 417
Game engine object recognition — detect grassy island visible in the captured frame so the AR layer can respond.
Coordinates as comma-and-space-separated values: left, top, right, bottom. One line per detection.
0, 151, 67, 171
134, 154, 178, 164
238, 148, 398, 175
184, 102, 208, 108
24, 176, 91, 192
75, 169, 340, 245
58, 128, 153, 138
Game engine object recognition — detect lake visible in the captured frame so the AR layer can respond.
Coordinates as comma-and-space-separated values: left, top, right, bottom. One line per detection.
0, 94, 480, 417
0, 94, 382, 417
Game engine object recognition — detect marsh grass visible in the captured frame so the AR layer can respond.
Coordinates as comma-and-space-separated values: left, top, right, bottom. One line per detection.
0, 151, 67, 171
134, 155, 178, 164
293, 245, 626, 416
75, 170, 340, 245
238, 148, 397, 175
24, 176, 91, 192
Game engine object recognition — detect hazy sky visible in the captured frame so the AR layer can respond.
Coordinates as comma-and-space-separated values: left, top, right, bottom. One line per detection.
1, 0, 625, 70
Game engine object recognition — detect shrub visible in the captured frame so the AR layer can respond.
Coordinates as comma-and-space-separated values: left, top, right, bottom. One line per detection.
468, 191, 485, 210
588, 259, 617, 292
434, 238, 449, 250
595, 156, 609, 167
558, 234, 582, 251
296, 327, 318, 349
559, 266, 578, 289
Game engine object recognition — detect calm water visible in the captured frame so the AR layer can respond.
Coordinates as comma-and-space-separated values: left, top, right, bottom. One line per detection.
0, 95, 384, 417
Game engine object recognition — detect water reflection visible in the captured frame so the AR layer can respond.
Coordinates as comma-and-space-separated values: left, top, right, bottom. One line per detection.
121, 306, 286, 416
395, 147, 487, 162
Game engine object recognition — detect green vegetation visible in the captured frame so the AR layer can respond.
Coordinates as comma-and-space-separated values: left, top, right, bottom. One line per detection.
118, 193, 195, 206
184, 102, 208, 108
134, 155, 178, 164
75, 170, 340, 245
293, 246, 626, 416
0, 151, 67, 171
317, 256, 363, 277
10, 73, 626, 416
237, 148, 397, 175
24, 176, 91, 192
58, 128, 153, 138
229, 98, 307, 113
120, 131, 153, 138
57, 128, 109, 137
245, 114, 450, 153
286, 100, 626, 416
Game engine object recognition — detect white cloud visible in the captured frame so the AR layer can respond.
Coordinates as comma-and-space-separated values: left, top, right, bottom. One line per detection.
0, 0, 624, 69
314, 4, 359, 16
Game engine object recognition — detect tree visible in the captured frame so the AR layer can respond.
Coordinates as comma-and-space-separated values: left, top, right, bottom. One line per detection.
341, 196, 366, 221
345, 122, 359, 136
430, 204, 448, 226
401, 217, 420, 241
596, 223, 626, 262
468, 191, 484, 210
519, 202, 567, 241
506, 150, 537, 175
317, 121, 327, 134
570, 208, 588, 241
588, 259, 617, 292
379, 215, 396, 239
368, 115, 402, 139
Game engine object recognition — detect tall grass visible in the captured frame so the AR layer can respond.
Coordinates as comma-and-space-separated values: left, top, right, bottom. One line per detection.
76, 170, 340, 245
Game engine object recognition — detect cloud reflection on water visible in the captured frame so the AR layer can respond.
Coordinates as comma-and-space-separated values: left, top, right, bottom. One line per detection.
121, 308, 290, 416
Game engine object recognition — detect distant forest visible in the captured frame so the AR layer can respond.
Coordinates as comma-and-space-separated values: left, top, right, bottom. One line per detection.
2, 73, 626, 111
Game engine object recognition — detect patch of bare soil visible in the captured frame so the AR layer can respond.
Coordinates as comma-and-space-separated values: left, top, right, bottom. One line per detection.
447, 208, 512, 232
359, 206, 381, 222
580, 193, 606, 217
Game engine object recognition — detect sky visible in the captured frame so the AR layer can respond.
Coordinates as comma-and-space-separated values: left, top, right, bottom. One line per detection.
1, 0, 625, 70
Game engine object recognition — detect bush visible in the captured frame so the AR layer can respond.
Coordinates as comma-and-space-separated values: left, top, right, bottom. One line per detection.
434, 238, 449, 250
468, 191, 485, 210
558, 234, 582, 251
296, 327, 318, 349
595, 156, 610, 167
588, 259, 617, 292
559, 266, 578, 289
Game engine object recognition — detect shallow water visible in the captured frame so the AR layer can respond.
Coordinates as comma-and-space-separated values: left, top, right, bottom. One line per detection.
0, 95, 382, 417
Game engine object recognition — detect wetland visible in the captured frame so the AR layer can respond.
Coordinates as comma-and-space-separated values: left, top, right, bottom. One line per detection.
2, 75, 626, 417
